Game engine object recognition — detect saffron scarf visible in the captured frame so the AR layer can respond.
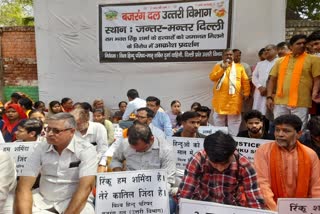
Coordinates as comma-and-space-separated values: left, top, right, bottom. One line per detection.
270, 141, 311, 203
216, 62, 237, 95
276, 52, 307, 107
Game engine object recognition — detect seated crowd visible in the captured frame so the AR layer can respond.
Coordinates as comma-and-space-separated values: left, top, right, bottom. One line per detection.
0, 31, 320, 214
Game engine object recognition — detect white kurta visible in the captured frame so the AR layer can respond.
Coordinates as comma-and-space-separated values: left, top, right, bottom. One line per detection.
252, 58, 277, 115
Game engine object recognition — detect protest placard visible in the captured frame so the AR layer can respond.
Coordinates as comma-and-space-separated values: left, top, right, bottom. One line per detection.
99, 0, 231, 62
198, 126, 228, 136
96, 169, 169, 214
170, 136, 271, 169
113, 123, 123, 139
0, 142, 40, 175
179, 198, 277, 214
233, 137, 271, 162
168, 137, 204, 170
278, 198, 320, 214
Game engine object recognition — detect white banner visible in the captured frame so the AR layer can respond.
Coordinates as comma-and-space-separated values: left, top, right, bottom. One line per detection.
234, 137, 271, 162
198, 126, 228, 136
0, 142, 40, 176
170, 136, 271, 168
180, 198, 277, 214
113, 123, 123, 139
95, 169, 169, 214
278, 198, 320, 214
169, 137, 204, 169
99, 0, 231, 62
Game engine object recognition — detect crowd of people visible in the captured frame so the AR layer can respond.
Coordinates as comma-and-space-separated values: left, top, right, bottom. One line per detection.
0, 31, 320, 214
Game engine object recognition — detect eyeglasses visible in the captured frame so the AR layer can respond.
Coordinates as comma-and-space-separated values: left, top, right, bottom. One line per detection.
45, 127, 72, 134
136, 115, 147, 119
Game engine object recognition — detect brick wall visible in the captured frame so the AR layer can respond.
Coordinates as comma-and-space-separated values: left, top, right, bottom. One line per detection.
286, 20, 320, 41
0, 26, 38, 101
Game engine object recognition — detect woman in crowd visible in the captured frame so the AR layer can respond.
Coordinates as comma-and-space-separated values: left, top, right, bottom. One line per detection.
33, 101, 46, 113
166, 100, 182, 132
112, 101, 127, 123
190, 102, 201, 111
0, 104, 27, 142
47, 100, 62, 117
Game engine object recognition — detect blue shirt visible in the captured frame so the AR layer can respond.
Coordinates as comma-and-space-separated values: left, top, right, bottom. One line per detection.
152, 111, 173, 137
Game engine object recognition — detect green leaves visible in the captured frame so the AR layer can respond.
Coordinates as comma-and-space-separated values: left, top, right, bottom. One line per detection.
0, 0, 34, 26
287, 0, 320, 20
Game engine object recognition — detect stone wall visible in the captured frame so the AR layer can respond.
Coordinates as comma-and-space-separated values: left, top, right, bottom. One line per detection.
0, 26, 38, 102
286, 20, 320, 41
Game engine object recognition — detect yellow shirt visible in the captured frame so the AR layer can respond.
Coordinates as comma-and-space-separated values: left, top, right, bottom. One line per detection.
270, 54, 320, 107
254, 142, 320, 211
209, 63, 250, 115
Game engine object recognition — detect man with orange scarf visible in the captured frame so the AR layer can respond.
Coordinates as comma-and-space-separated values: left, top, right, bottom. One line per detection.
0, 104, 27, 142
266, 34, 320, 130
254, 114, 320, 211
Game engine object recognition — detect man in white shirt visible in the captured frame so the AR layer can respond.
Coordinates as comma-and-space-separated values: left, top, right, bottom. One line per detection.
111, 123, 176, 213
0, 151, 16, 213
14, 113, 97, 214
70, 108, 108, 161
119, 89, 146, 129
252, 44, 278, 115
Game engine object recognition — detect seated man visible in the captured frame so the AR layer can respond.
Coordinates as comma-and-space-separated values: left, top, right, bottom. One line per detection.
0, 151, 16, 213
136, 107, 166, 139
146, 96, 173, 137
301, 116, 320, 158
237, 110, 274, 140
98, 107, 166, 172
195, 106, 213, 126
178, 131, 265, 209
173, 111, 206, 138
15, 119, 43, 142
14, 113, 97, 214
71, 108, 108, 161
254, 114, 320, 211
111, 123, 176, 213
119, 89, 146, 129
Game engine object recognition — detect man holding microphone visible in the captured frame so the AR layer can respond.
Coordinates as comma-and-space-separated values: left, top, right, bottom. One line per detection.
209, 48, 250, 136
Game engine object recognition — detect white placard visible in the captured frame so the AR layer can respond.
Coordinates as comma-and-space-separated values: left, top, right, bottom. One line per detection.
113, 123, 123, 139
99, 0, 231, 62
233, 137, 271, 162
0, 142, 40, 175
180, 198, 277, 214
278, 198, 320, 214
198, 126, 228, 136
169, 137, 204, 170
170, 136, 271, 168
96, 169, 169, 214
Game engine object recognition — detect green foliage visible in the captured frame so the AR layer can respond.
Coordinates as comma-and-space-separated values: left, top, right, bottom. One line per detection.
287, 0, 320, 20
0, 0, 34, 26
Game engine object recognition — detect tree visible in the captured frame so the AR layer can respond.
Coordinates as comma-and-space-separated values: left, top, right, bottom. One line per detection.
287, 0, 320, 20
0, 0, 34, 26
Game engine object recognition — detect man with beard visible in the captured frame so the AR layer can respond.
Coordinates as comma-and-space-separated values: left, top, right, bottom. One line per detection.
267, 34, 320, 130
254, 114, 320, 211
237, 110, 274, 140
